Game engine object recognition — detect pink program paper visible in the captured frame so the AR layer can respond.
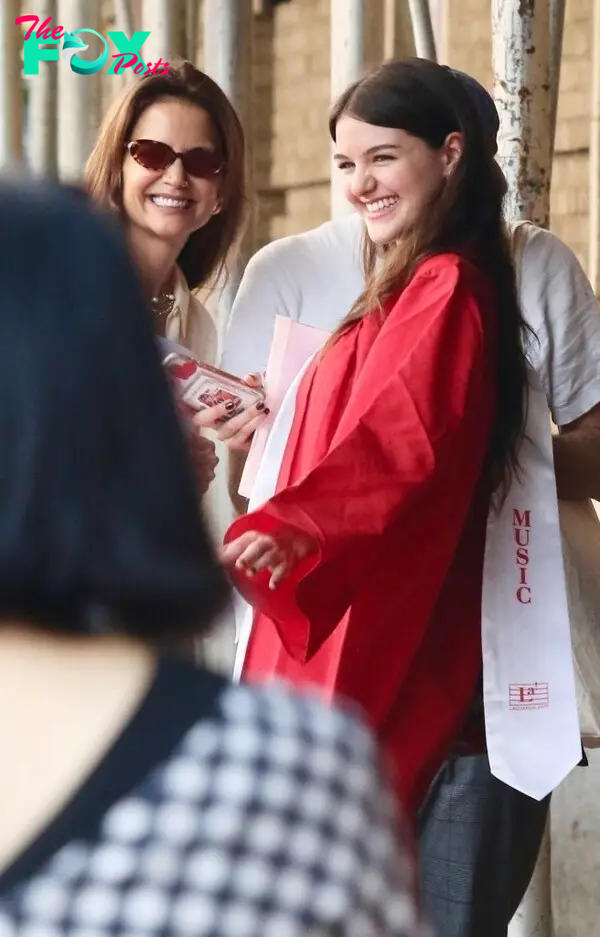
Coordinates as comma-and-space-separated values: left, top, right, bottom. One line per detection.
238, 316, 330, 498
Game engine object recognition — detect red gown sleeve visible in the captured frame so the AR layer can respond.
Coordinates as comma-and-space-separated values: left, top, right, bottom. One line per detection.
225, 258, 495, 661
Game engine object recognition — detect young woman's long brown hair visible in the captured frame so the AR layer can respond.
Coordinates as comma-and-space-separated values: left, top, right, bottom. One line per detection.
84, 61, 247, 291
329, 58, 530, 502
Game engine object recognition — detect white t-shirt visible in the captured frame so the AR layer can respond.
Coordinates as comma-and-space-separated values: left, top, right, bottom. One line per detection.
221, 212, 600, 425
517, 225, 600, 424
221, 214, 364, 375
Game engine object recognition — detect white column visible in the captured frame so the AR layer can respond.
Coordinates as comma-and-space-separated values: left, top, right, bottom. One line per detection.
57, 0, 102, 181
383, 0, 417, 60
203, 0, 254, 299
203, 0, 253, 123
492, 0, 552, 228
201, 0, 255, 674
185, 0, 200, 62
115, 0, 135, 38
330, 0, 365, 218
140, 0, 181, 64
408, 0, 437, 61
0, 0, 24, 170
588, 0, 600, 290
26, 0, 58, 177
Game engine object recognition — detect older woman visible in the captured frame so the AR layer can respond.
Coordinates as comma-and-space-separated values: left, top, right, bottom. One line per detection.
85, 61, 263, 496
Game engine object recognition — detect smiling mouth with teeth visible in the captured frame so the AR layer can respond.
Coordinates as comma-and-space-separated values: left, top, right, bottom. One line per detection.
150, 195, 193, 209
365, 197, 399, 213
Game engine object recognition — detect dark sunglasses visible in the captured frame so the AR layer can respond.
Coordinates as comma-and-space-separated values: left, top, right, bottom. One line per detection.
125, 139, 223, 179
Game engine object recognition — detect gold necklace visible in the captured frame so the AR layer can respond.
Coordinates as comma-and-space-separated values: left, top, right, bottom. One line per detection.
151, 290, 176, 323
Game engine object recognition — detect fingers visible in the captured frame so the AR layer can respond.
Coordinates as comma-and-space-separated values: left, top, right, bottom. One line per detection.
192, 402, 233, 429
220, 531, 263, 566
221, 532, 291, 589
194, 451, 219, 471
243, 372, 264, 389
193, 460, 217, 494
188, 435, 218, 466
216, 402, 270, 452
233, 534, 277, 570
220, 532, 279, 570
268, 560, 290, 589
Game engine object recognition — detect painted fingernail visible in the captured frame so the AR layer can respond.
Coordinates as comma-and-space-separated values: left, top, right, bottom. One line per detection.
225, 402, 236, 411
256, 401, 265, 411
263, 407, 270, 415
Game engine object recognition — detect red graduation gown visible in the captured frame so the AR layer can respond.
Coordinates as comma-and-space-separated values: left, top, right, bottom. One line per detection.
225, 253, 497, 817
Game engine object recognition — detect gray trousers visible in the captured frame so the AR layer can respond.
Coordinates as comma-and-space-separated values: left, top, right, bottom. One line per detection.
417, 754, 550, 937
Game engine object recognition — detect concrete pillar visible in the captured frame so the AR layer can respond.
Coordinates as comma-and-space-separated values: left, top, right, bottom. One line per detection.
185, 0, 200, 63
330, 0, 365, 218
140, 0, 184, 64
383, 0, 417, 60
57, 0, 102, 182
115, 0, 135, 38
408, 0, 437, 61
0, 0, 24, 170
203, 0, 254, 302
201, 0, 255, 673
492, 0, 552, 228
26, 0, 58, 177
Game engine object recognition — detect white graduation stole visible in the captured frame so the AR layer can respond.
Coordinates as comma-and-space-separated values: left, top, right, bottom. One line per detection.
481, 367, 582, 799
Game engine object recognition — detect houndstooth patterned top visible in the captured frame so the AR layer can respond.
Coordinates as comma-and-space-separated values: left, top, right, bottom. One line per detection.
0, 658, 425, 937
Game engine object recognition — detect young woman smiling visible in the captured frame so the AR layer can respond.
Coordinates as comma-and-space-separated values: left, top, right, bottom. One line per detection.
221, 58, 530, 822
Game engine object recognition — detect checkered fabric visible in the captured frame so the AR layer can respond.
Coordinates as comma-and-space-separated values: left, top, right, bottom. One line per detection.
0, 682, 424, 936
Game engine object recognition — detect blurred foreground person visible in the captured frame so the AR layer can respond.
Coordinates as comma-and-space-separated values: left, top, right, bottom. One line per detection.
0, 181, 425, 937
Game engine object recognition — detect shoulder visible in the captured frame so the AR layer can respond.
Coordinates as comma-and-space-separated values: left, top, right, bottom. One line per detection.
513, 224, 600, 420
514, 222, 597, 313
517, 222, 581, 269
91, 678, 418, 935
172, 680, 391, 832
513, 221, 599, 333
414, 251, 487, 282
203, 680, 380, 775
408, 252, 492, 305
245, 214, 364, 280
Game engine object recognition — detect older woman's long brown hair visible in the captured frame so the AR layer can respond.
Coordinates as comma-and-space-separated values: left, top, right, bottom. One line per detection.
84, 61, 247, 291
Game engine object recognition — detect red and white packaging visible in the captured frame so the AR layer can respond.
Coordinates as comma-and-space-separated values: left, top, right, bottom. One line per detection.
162, 349, 264, 419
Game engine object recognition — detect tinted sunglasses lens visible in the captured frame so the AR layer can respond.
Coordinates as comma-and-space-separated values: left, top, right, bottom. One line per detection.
130, 140, 174, 171
182, 148, 222, 178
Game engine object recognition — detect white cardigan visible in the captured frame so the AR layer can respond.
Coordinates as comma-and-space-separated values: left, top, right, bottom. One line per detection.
163, 265, 217, 365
